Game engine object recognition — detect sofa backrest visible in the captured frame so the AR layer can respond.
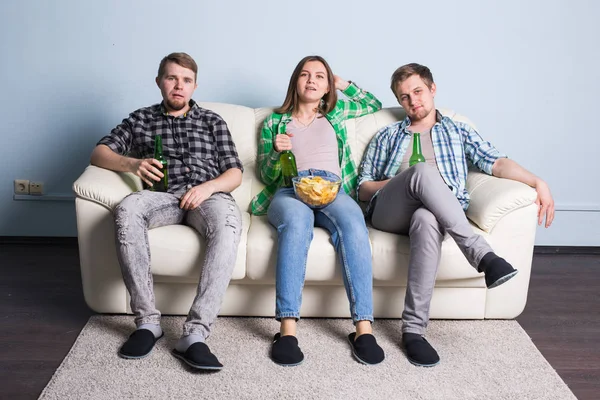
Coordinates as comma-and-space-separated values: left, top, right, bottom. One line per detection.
199, 102, 477, 213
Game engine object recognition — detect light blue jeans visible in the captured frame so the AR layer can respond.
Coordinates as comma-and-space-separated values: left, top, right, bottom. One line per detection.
267, 169, 374, 323
114, 190, 242, 340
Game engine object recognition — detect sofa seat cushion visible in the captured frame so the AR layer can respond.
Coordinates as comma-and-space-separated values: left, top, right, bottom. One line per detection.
246, 215, 345, 283
369, 222, 488, 287
149, 212, 250, 281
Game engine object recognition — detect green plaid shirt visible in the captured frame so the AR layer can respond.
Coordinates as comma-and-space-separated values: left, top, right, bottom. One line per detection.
251, 82, 382, 215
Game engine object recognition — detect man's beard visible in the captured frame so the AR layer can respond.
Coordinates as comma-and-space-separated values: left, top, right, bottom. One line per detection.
166, 98, 186, 111
411, 107, 431, 122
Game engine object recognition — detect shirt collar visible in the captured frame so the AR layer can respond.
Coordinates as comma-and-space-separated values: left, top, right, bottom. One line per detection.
281, 112, 293, 124
159, 99, 198, 118
399, 109, 443, 132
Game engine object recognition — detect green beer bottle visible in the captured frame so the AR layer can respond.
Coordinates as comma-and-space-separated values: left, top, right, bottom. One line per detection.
409, 132, 426, 167
280, 150, 298, 188
151, 134, 168, 192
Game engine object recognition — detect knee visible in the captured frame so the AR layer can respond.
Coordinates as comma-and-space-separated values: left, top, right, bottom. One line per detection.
336, 211, 369, 238
406, 163, 441, 194
410, 162, 436, 178
270, 210, 313, 248
277, 217, 314, 239
410, 208, 442, 235
213, 202, 242, 239
269, 205, 313, 234
114, 193, 143, 228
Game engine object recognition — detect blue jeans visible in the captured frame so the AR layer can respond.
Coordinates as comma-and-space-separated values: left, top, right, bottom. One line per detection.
267, 169, 374, 323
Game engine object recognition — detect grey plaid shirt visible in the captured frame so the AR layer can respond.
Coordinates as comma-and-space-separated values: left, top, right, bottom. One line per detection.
98, 100, 243, 198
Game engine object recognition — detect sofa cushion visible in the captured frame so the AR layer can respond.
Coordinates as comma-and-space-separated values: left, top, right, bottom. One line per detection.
466, 171, 537, 232
149, 212, 250, 281
73, 166, 141, 211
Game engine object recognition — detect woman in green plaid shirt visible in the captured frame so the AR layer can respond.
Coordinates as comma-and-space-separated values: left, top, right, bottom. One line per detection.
252, 55, 385, 367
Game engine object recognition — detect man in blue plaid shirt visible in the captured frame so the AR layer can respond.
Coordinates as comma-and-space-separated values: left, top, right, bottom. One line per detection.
358, 63, 555, 367
91, 52, 243, 371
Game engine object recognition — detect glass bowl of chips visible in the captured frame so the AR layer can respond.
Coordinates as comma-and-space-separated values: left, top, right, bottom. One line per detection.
292, 176, 341, 209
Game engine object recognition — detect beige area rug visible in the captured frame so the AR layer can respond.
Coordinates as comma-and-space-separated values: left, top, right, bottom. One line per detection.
39, 316, 575, 400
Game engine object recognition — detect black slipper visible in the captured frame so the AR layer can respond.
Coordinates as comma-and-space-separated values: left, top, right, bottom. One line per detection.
271, 333, 304, 366
402, 333, 440, 367
171, 342, 223, 371
479, 253, 519, 289
347, 332, 385, 365
118, 329, 164, 359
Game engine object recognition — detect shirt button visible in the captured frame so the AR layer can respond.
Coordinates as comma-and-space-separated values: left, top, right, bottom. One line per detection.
185, 167, 190, 173
187, 184, 192, 189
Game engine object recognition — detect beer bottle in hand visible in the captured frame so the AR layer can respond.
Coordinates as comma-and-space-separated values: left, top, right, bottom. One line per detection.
280, 150, 298, 188
151, 134, 168, 192
409, 132, 426, 167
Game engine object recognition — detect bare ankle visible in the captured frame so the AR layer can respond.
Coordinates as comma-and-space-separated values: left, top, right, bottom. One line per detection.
355, 320, 373, 338
280, 318, 297, 337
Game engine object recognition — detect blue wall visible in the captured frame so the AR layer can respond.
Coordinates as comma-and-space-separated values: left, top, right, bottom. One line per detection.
1, 0, 598, 245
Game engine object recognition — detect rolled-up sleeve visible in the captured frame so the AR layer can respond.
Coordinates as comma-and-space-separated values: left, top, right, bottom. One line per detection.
212, 116, 244, 173
97, 115, 135, 155
357, 126, 392, 196
461, 123, 507, 175
338, 82, 383, 120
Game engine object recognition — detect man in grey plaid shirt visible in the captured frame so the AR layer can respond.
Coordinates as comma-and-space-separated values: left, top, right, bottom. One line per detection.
91, 52, 244, 371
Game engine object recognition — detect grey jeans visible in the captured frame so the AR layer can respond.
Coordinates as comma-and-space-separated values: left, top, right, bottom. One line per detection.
114, 190, 242, 340
370, 163, 493, 334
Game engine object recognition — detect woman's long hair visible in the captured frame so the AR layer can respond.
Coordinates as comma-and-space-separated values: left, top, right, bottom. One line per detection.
274, 55, 338, 116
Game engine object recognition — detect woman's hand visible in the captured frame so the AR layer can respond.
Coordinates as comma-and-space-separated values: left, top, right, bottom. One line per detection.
131, 158, 164, 188
273, 133, 294, 152
334, 75, 350, 91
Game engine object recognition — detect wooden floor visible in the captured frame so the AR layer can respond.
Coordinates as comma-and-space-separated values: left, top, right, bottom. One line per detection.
1, 241, 598, 400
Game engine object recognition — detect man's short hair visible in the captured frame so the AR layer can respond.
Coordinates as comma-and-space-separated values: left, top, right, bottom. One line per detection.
157, 52, 198, 82
390, 63, 434, 98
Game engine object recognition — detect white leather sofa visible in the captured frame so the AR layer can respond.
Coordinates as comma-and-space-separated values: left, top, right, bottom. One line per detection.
73, 103, 538, 320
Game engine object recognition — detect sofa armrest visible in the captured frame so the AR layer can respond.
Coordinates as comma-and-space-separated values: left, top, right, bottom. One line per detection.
73, 165, 142, 211
466, 171, 537, 232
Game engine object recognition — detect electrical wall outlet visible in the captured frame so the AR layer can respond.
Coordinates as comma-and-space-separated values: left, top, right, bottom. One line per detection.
29, 182, 44, 195
14, 179, 30, 194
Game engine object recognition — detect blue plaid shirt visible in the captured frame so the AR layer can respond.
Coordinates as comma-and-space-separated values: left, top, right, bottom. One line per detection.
358, 110, 507, 212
